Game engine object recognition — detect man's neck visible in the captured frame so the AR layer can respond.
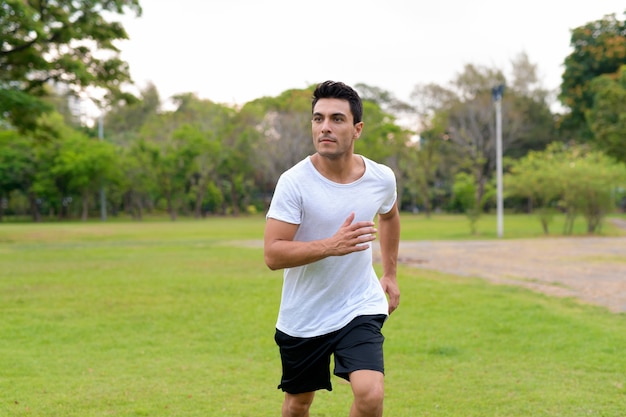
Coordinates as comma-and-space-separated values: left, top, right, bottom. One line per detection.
311, 153, 364, 184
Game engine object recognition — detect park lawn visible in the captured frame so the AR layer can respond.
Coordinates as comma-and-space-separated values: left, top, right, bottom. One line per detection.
0, 216, 625, 416
1, 212, 624, 243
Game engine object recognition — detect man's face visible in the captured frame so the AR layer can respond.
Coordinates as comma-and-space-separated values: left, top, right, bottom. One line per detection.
311, 98, 363, 159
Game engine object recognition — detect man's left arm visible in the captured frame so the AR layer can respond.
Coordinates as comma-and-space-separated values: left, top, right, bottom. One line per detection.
378, 201, 400, 314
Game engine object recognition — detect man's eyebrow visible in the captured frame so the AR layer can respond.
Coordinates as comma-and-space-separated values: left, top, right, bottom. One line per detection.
312, 111, 347, 118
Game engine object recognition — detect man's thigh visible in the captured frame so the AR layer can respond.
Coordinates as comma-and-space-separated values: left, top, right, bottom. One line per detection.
333, 315, 386, 381
275, 329, 334, 393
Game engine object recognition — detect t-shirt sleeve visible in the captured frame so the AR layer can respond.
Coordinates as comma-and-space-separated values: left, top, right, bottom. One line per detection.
379, 166, 397, 215
266, 175, 302, 225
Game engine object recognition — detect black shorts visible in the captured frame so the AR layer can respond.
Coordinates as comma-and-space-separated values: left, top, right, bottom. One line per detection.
274, 314, 386, 394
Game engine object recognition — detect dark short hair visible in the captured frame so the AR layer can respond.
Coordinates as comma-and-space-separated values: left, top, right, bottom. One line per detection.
312, 81, 363, 125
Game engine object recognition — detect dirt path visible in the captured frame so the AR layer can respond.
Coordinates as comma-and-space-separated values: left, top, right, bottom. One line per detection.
374, 220, 626, 313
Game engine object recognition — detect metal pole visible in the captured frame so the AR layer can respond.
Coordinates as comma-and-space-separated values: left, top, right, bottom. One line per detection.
494, 89, 503, 238
98, 113, 107, 221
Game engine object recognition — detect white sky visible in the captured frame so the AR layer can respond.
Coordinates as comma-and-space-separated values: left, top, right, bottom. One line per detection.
114, 0, 625, 107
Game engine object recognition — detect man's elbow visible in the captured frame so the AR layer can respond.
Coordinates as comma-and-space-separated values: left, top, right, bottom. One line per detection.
264, 253, 281, 271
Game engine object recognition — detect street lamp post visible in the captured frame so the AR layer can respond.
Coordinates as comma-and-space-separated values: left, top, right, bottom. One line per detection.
492, 85, 504, 238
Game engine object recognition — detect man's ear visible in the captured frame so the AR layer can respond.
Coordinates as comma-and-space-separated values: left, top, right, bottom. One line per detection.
354, 121, 364, 139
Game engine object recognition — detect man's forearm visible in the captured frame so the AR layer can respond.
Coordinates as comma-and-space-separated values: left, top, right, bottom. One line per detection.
378, 211, 400, 277
264, 239, 332, 270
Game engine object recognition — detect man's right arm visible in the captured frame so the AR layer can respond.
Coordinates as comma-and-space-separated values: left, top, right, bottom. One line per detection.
263, 213, 378, 271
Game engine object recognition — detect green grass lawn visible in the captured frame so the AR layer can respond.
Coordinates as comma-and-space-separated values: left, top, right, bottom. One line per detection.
1, 215, 625, 416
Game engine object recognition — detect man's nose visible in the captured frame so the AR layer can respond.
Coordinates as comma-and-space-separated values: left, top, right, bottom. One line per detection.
320, 119, 331, 133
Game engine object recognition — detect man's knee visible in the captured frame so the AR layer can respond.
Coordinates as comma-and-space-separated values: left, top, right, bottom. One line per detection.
351, 370, 384, 415
354, 384, 384, 411
283, 392, 314, 417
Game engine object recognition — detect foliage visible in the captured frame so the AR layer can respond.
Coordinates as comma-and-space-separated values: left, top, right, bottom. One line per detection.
452, 171, 495, 234
0, 130, 35, 220
506, 143, 626, 234
410, 57, 557, 214
103, 82, 162, 144
586, 64, 626, 164
559, 12, 626, 140
0, 0, 142, 132
50, 122, 119, 221
3, 20, 623, 223
243, 87, 315, 196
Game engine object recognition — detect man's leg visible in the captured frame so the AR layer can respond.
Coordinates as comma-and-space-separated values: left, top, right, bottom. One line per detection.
349, 370, 384, 417
282, 391, 315, 417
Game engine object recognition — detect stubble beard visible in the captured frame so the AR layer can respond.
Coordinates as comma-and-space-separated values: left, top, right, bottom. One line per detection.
316, 143, 346, 160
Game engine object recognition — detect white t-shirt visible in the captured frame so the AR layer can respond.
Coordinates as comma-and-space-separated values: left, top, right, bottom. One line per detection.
266, 155, 397, 337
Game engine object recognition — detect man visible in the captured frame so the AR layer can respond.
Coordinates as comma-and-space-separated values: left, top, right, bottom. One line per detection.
264, 80, 400, 417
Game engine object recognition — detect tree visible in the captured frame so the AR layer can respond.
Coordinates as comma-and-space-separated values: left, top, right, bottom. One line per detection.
505, 150, 563, 234
243, 88, 315, 205
171, 94, 238, 216
413, 64, 505, 210
115, 139, 159, 219
411, 58, 557, 212
506, 143, 626, 234
586, 65, 626, 164
451, 171, 495, 235
356, 99, 412, 210
132, 93, 238, 219
0, 0, 142, 132
506, 52, 561, 158
104, 82, 162, 145
0, 130, 36, 220
51, 127, 119, 221
558, 12, 626, 140
401, 124, 455, 216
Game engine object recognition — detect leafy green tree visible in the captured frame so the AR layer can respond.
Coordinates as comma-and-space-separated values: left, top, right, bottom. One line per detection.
559, 12, 626, 140
506, 150, 563, 234
557, 146, 626, 234
216, 121, 255, 216
586, 65, 626, 164
137, 112, 191, 220
104, 82, 162, 145
411, 58, 556, 213
174, 123, 222, 218
452, 171, 494, 235
171, 94, 236, 216
0, 0, 142, 132
133, 93, 238, 219
51, 127, 119, 220
506, 143, 626, 234
21, 112, 74, 220
356, 100, 408, 162
506, 53, 561, 157
115, 139, 159, 219
132, 103, 179, 219
401, 125, 453, 217
14, 111, 119, 221
0, 130, 36, 220
243, 88, 314, 200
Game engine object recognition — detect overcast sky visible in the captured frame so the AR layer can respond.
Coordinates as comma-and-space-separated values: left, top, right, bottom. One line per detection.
114, 0, 625, 107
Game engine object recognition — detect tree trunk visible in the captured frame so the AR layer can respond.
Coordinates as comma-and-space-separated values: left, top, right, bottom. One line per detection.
29, 193, 41, 222
81, 191, 89, 221
230, 176, 240, 216
166, 192, 177, 221
194, 187, 206, 218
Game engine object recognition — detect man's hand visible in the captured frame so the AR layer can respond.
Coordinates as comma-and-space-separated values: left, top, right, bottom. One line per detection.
326, 212, 377, 256
264, 212, 377, 270
380, 275, 400, 314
